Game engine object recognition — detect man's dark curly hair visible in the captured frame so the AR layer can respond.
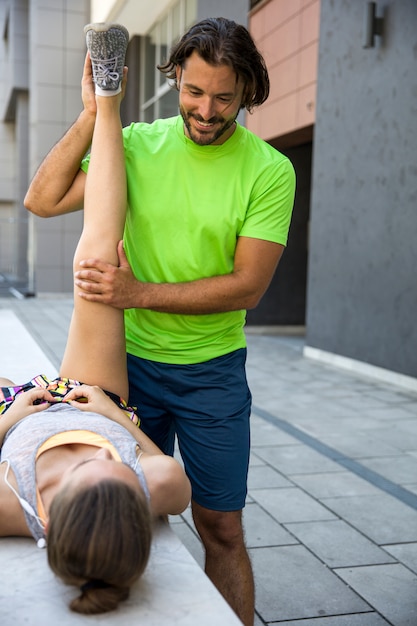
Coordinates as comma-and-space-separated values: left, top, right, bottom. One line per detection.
157, 17, 270, 112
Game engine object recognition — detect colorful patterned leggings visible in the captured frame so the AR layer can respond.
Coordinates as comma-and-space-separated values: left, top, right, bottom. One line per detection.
0, 374, 139, 426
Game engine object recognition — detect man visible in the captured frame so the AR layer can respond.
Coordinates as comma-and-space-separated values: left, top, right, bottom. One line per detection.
25, 18, 295, 626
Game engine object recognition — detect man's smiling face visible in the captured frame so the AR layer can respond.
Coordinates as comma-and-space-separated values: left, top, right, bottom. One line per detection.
176, 51, 244, 146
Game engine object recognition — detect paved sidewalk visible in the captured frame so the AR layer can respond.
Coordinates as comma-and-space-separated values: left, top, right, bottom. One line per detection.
1, 295, 417, 625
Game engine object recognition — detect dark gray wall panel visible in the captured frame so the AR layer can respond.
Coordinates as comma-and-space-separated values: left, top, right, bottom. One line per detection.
306, 0, 417, 377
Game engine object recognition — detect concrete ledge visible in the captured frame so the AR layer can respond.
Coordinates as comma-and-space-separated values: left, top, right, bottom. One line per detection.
0, 521, 242, 625
0, 309, 58, 380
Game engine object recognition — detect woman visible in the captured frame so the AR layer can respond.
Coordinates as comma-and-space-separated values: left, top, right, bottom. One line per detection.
0, 23, 191, 615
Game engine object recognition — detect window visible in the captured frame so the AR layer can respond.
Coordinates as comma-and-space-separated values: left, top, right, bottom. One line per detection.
140, 0, 196, 121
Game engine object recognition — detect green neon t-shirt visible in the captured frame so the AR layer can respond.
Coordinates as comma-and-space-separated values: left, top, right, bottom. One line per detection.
82, 115, 295, 364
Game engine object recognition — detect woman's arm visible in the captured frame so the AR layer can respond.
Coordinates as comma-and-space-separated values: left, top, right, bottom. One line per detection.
140, 455, 191, 516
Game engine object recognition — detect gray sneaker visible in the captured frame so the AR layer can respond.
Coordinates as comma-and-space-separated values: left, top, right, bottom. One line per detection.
84, 22, 129, 92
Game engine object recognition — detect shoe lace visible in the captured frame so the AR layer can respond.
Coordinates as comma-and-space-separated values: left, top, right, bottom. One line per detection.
92, 56, 120, 85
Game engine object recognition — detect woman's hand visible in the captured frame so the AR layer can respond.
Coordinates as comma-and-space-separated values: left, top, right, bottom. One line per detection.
64, 384, 119, 417
0, 388, 55, 448
5, 388, 55, 421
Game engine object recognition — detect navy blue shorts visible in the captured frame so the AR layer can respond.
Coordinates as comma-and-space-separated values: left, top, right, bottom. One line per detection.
127, 349, 252, 512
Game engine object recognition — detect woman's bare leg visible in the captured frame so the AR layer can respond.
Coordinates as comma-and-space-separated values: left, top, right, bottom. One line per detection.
0, 378, 15, 386
60, 87, 128, 400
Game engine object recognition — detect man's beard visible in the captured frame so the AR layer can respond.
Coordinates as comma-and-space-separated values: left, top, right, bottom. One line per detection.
180, 106, 237, 146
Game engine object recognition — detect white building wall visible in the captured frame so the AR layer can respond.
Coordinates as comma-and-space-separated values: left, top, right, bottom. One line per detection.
0, 0, 27, 284
28, 0, 89, 293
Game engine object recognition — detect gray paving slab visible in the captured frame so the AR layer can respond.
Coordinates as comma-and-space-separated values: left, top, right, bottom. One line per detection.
373, 422, 417, 452
365, 388, 417, 405
249, 447, 267, 465
250, 545, 371, 622
243, 502, 299, 548
360, 405, 417, 422
247, 463, 292, 489
284, 520, 396, 568
318, 432, 403, 458
251, 487, 337, 523
383, 543, 417, 574
290, 471, 383, 498
335, 564, 417, 626
253, 443, 343, 475
322, 493, 417, 544
251, 413, 299, 446
402, 402, 417, 417
359, 455, 417, 486
337, 393, 404, 411
288, 414, 384, 437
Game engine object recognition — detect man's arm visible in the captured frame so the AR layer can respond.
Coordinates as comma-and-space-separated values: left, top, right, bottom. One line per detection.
24, 53, 95, 218
24, 136, 88, 218
74, 236, 285, 313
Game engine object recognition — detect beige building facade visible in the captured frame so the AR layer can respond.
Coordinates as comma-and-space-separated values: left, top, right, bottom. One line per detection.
248, 0, 319, 145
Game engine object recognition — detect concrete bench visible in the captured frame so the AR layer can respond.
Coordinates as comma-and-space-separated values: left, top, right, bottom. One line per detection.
0, 309, 242, 625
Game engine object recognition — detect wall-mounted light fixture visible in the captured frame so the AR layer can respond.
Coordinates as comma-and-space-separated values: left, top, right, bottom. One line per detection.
363, 2, 384, 48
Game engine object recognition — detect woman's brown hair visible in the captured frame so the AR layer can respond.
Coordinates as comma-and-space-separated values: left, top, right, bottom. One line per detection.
47, 479, 152, 614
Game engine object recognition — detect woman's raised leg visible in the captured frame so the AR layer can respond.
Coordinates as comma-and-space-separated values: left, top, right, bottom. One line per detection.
60, 74, 128, 400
